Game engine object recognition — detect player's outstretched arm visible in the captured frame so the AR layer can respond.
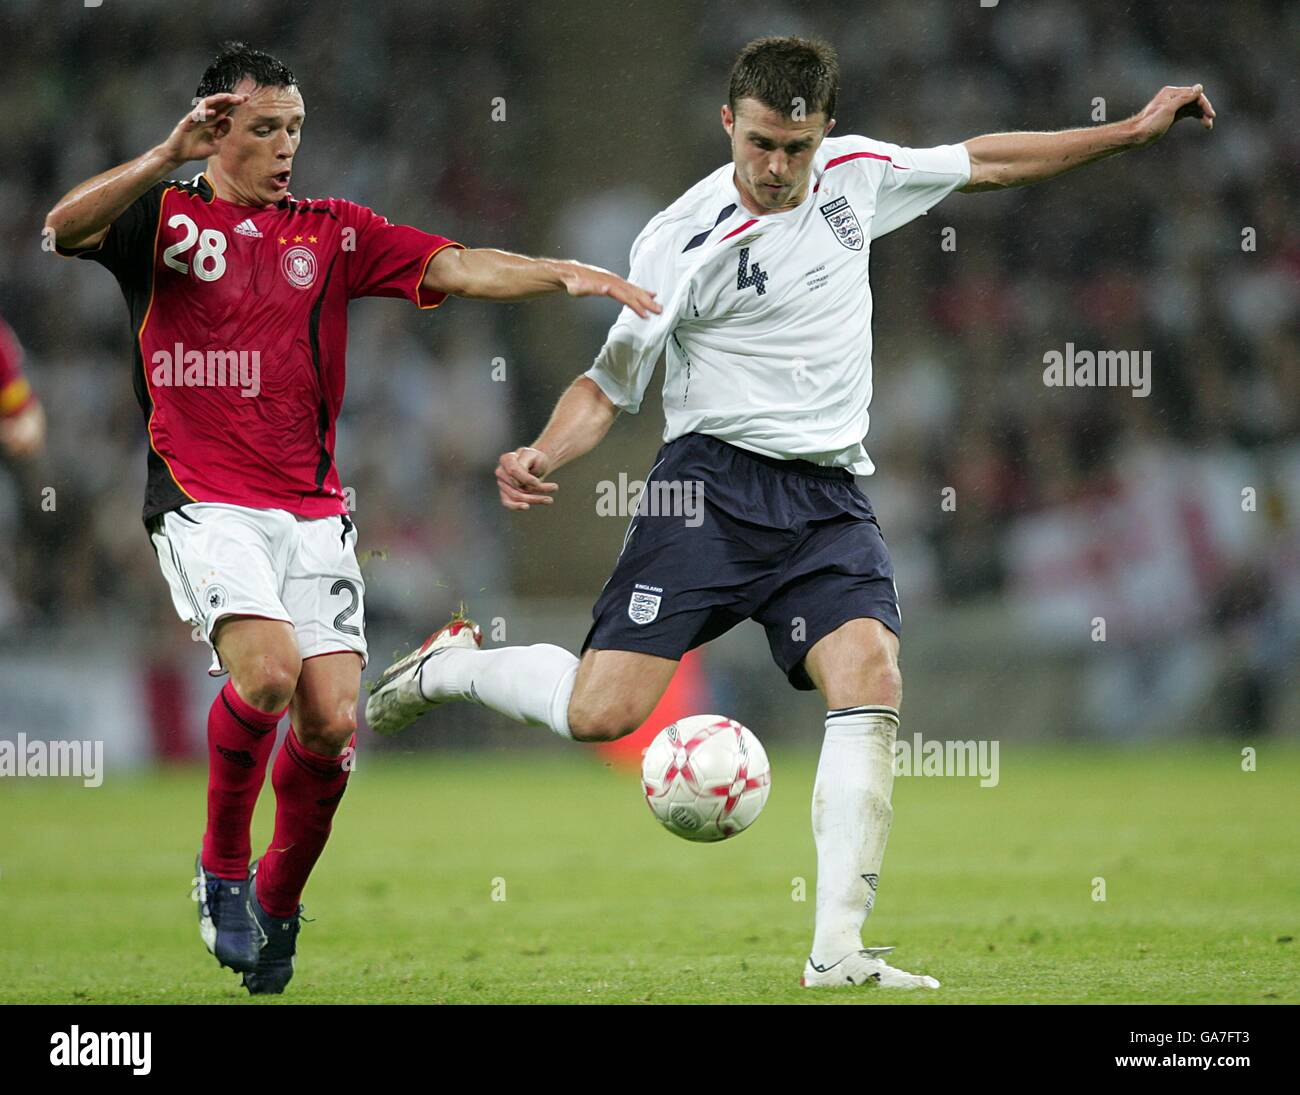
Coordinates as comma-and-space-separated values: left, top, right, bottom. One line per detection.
495, 376, 618, 511
44, 93, 247, 250
422, 248, 661, 318
960, 84, 1215, 192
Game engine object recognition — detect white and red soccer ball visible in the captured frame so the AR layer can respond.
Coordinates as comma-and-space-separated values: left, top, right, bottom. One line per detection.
641, 715, 772, 842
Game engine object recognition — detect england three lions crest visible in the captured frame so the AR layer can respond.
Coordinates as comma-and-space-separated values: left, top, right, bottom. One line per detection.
628, 589, 662, 625
820, 196, 863, 251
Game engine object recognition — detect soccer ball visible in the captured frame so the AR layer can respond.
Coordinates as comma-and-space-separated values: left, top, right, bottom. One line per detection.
641, 715, 772, 842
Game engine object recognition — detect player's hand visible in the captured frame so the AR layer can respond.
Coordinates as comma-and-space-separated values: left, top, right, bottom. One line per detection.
554, 261, 661, 319
1130, 84, 1215, 146
495, 446, 558, 511
0, 401, 46, 459
160, 93, 248, 166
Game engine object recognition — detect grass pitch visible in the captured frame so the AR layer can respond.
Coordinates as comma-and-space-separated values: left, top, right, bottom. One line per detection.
1, 742, 1296, 1004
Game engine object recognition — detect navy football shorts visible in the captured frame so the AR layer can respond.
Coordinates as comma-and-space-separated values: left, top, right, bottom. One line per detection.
582, 432, 901, 691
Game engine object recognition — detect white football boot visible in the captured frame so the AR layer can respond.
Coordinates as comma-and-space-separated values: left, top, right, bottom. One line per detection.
365, 613, 483, 736
801, 947, 941, 990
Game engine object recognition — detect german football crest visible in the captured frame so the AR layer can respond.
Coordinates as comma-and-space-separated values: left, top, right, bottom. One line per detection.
819, 196, 863, 251
628, 589, 662, 625
281, 246, 318, 289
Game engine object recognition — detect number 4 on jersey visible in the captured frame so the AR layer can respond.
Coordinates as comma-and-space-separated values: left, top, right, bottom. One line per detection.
736, 247, 767, 296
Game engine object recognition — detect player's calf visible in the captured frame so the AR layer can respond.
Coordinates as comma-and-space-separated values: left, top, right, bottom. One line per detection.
566, 648, 677, 742
566, 703, 647, 743
566, 679, 662, 741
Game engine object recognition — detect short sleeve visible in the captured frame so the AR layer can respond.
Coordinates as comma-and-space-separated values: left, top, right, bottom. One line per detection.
342, 203, 463, 307
584, 228, 679, 415
56, 182, 165, 287
866, 141, 970, 240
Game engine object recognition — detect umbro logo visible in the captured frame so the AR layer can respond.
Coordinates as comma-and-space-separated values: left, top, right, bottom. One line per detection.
233, 219, 262, 238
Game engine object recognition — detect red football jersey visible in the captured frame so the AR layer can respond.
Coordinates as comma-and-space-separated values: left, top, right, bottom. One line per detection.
0, 316, 35, 418
60, 173, 461, 521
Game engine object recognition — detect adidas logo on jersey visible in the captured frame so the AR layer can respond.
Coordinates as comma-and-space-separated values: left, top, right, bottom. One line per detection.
233, 219, 262, 238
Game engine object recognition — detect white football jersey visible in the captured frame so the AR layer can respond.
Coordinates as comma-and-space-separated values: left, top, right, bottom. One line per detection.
585, 134, 971, 474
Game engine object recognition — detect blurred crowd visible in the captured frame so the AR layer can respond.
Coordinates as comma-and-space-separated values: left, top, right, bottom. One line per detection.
0, 0, 1295, 735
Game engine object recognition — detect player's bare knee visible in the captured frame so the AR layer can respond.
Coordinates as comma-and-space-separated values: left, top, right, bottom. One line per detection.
870, 660, 903, 709
292, 686, 357, 753
860, 634, 902, 707
235, 660, 299, 713
826, 652, 901, 710
294, 708, 356, 755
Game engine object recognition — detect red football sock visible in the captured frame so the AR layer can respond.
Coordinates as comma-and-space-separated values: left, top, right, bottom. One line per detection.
202, 680, 285, 880
255, 728, 355, 918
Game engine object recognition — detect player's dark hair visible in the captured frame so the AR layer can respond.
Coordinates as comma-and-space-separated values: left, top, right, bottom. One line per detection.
195, 41, 298, 99
728, 36, 839, 121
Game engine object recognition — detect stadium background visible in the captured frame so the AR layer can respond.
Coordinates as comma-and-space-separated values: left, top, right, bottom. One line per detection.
1, 0, 1294, 763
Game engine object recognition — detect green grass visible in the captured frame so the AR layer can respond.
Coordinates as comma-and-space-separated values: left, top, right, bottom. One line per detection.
1, 743, 1297, 1003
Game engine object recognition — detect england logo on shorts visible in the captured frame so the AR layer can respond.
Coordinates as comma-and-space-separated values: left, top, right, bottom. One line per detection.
820, 196, 863, 251
627, 587, 662, 625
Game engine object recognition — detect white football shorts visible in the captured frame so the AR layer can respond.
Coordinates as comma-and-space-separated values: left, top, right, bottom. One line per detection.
149, 502, 367, 676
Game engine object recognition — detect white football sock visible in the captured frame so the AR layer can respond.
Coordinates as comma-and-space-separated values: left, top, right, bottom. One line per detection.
419, 644, 577, 739
809, 705, 899, 967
